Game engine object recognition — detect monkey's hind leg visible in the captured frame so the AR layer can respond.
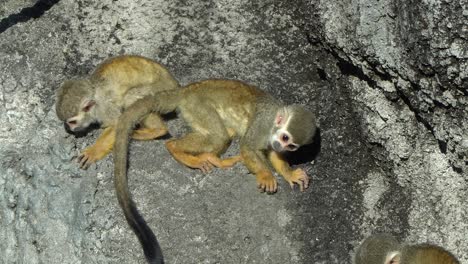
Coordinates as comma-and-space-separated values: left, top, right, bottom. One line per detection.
165, 104, 242, 172
198, 153, 243, 169
166, 128, 241, 173
165, 132, 241, 173
131, 113, 168, 140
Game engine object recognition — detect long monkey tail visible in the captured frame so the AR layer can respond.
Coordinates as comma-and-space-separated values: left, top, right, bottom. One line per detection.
113, 90, 182, 264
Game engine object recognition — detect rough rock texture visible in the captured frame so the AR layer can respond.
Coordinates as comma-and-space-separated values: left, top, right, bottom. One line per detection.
0, 0, 466, 263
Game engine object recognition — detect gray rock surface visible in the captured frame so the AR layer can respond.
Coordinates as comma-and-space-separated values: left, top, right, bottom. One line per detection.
0, 0, 466, 263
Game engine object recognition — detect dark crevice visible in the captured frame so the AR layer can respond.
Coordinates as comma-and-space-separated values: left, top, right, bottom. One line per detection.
306, 34, 447, 157
396, 90, 432, 129
304, 30, 320, 45
397, 90, 448, 154
318, 44, 377, 88
304, 32, 455, 162
437, 140, 448, 154
432, 98, 452, 109
304, 33, 450, 156
452, 165, 462, 174
367, 62, 393, 82
455, 85, 468, 96
108, 22, 123, 44
336, 59, 377, 88
316, 68, 327, 81
0, 0, 61, 34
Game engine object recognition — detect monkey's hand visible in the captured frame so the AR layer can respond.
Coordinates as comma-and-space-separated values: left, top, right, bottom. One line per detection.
284, 168, 309, 192
78, 146, 109, 169
240, 147, 277, 193
256, 170, 278, 193
268, 151, 309, 192
77, 127, 115, 169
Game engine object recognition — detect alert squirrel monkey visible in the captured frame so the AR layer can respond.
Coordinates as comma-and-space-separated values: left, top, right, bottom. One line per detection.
354, 234, 460, 264
55, 55, 179, 169
112, 79, 316, 263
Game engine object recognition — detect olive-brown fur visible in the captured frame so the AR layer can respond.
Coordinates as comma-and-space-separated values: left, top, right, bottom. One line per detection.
113, 79, 317, 262
55, 55, 179, 169
355, 234, 459, 264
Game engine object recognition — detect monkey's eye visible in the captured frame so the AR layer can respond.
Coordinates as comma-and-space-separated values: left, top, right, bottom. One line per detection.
68, 120, 77, 125
282, 134, 289, 142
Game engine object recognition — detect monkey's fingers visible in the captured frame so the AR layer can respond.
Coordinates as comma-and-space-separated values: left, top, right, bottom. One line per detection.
77, 153, 93, 169
260, 180, 278, 193
288, 169, 310, 192
199, 161, 214, 173
192, 160, 215, 174
197, 153, 242, 169
256, 171, 278, 193
217, 155, 243, 168
77, 147, 105, 169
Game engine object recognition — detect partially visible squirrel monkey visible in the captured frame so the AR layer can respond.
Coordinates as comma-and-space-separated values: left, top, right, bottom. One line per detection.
55, 55, 179, 169
112, 79, 316, 263
354, 234, 460, 264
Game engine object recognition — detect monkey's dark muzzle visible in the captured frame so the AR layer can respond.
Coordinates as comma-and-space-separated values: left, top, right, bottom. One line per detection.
63, 122, 96, 137
64, 122, 74, 134
272, 141, 284, 153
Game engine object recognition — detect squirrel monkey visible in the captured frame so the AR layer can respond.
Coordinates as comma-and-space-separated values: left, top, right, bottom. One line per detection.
55, 55, 179, 169
111, 79, 316, 263
354, 234, 460, 264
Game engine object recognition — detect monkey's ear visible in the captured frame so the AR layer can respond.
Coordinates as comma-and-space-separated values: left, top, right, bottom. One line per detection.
274, 108, 289, 127
386, 251, 400, 264
82, 99, 96, 112
274, 113, 283, 127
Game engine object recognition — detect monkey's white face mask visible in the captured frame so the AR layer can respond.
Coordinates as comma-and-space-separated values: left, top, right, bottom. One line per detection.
269, 108, 300, 153
64, 99, 97, 134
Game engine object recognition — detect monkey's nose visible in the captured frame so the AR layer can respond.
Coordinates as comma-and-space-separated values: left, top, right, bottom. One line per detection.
64, 122, 74, 134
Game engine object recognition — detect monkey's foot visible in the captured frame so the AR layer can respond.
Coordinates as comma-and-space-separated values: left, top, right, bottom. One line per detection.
284, 168, 310, 192
167, 152, 214, 173
78, 146, 108, 169
175, 153, 242, 173
256, 170, 278, 193
197, 153, 242, 169
132, 128, 167, 140
187, 157, 215, 174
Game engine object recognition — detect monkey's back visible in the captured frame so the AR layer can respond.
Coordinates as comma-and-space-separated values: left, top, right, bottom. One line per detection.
92, 55, 179, 100
178, 79, 268, 137
89, 55, 179, 126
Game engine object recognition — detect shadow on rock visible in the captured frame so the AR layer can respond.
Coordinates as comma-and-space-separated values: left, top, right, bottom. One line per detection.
286, 127, 321, 165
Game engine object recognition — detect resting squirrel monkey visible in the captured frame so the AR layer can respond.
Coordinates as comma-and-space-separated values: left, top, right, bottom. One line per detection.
112, 79, 316, 263
55, 55, 179, 168
354, 234, 460, 264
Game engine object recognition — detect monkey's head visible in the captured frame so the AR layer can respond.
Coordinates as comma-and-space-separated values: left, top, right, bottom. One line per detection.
400, 244, 460, 264
56, 79, 98, 135
355, 234, 460, 264
269, 104, 316, 153
354, 234, 401, 264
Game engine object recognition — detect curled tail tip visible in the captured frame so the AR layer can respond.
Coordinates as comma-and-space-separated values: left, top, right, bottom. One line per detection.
146, 251, 164, 264
119, 200, 164, 264
148, 259, 164, 264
